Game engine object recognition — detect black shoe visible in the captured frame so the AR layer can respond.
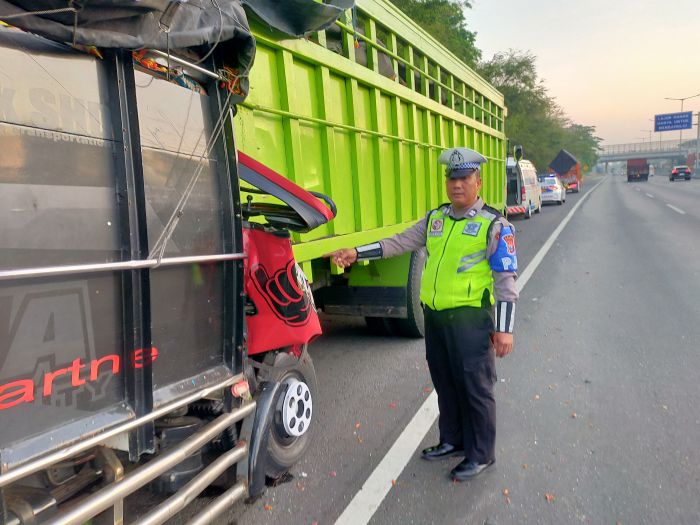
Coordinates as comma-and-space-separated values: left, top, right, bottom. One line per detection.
451, 459, 495, 481
421, 443, 464, 461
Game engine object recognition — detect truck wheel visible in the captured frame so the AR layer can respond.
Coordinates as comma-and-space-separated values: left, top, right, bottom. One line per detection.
393, 248, 426, 338
258, 348, 317, 479
524, 202, 532, 219
534, 198, 542, 213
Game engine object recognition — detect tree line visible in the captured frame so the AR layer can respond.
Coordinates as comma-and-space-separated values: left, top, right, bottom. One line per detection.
390, 0, 601, 171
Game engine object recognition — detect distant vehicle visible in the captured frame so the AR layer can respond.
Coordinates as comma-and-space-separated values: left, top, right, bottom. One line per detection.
670, 165, 691, 181
539, 175, 566, 205
549, 149, 581, 193
627, 158, 649, 182
506, 157, 542, 219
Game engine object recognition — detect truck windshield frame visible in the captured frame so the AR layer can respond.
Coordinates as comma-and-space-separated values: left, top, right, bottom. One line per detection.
0, 35, 245, 469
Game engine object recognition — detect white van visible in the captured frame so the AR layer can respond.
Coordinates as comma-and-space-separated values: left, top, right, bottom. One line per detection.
506, 157, 542, 219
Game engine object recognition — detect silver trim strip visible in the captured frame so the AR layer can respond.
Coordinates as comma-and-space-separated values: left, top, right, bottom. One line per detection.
135, 443, 248, 525
45, 406, 255, 525
0, 374, 246, 487
0, 253, 246, 282
186, 481, 248, 525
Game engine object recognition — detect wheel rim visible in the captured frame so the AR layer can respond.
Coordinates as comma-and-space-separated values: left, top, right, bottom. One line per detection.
279, 378, 313, 437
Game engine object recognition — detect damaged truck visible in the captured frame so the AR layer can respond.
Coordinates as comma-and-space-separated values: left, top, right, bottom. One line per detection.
0, 0, 507, 522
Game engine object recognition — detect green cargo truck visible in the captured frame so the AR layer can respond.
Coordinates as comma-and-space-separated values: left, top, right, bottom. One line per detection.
238, 0, 507, 336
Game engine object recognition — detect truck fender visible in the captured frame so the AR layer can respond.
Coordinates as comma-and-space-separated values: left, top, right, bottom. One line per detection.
246, 381, 280, 498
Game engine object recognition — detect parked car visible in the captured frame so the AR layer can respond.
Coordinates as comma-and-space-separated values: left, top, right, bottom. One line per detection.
670, 165, 691, 181
506, 157, 542, 219
539, 174, 566, 205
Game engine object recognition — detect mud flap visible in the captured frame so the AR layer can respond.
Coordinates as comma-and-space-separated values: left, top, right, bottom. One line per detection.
244, 381, 280, 498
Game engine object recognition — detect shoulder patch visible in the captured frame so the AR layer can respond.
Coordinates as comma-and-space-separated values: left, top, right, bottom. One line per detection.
489, 225, 518, 272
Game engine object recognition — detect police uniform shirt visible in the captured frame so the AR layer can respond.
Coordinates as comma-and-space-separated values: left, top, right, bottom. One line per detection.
371, 197, 519, 330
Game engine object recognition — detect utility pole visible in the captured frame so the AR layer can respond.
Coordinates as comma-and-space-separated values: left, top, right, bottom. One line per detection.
665, 93, 700, 149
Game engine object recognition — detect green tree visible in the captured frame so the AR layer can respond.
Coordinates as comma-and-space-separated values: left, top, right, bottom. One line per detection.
479, 50, 601, 171
389, 0, 481, 67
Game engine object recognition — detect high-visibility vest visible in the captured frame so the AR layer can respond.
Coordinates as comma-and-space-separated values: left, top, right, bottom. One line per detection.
420, 205, 497, 311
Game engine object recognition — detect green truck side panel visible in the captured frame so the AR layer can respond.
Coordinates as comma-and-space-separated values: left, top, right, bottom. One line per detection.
235, 0, 506, 283
348, 253, 411, 287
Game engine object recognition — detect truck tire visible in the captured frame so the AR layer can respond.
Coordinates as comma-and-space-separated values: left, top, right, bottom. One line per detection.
258, 348, 317, 479
534, 197, 542, 213
524, 202, 532, 219
392, 248, 426, 338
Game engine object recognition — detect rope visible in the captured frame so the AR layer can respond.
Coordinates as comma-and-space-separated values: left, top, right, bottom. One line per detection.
148, 88, 234, 262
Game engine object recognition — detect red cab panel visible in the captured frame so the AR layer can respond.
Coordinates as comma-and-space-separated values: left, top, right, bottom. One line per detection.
243, 227, 321, 355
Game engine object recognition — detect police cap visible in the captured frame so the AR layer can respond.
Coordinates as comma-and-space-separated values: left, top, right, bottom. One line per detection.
438, 147, 488, 179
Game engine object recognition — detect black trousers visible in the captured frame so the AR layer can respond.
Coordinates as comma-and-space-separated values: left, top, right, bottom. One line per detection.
424, 305, 497, 464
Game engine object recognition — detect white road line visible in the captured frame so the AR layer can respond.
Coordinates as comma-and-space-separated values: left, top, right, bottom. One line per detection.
646, 193, 654, 199
334, 177, 607, 525
666, 203, 686, 215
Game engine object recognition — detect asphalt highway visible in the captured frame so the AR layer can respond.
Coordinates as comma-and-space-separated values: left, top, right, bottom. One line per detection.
133, 173, 700, 524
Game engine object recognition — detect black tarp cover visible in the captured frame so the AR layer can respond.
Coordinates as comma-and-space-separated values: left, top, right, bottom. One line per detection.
0, 0, 355, 102
243, 0, 354, 38
549, 149, 579, 175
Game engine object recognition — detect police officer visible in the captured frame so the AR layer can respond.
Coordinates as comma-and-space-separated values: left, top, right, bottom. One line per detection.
330, 147, 518, 481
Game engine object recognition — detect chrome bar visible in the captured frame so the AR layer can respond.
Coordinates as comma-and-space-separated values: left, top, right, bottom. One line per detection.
0, 253, 246, 282
136, 443, 248, 525
0, 374, 248, 487
45, 405, 255, 525
148, 50, 223, 81
185, 481, 248, 525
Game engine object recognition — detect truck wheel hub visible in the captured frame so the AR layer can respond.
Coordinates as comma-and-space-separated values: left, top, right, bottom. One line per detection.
281, 379, 312, 437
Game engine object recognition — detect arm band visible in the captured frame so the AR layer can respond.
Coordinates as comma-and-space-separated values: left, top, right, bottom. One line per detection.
356, 242, 383, 261
495, 301, 515, 333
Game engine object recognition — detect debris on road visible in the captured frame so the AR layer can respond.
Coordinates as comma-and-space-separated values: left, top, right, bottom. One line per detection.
355, 421, 362, 429
544, 493, 555, 503
522, 463, 528, 469
329, 471, 337, 477
264, 504, 273, 511
389, 402, 397, 409
571, 412, 578, 418
533, 394, 540, 400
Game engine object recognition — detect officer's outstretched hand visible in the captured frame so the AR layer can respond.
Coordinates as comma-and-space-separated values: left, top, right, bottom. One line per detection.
493, 332, 513, 358
327, 248, 358, 268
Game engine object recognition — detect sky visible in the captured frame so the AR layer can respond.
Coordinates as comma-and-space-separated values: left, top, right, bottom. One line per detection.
467, 0, 700, 145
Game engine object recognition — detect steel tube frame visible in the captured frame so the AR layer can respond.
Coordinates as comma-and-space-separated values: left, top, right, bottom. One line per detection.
0, 253, 246, 282
44, 406, 255, 525
185, 481, 248, 525
0, 375, 250, 488
135, 443, 248, 525
148, 50, 223, 80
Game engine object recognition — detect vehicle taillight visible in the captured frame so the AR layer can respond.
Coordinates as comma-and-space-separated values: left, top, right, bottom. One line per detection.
521, 185, 526, 201
672, 169, 678, 174
548, 185, 558, 191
